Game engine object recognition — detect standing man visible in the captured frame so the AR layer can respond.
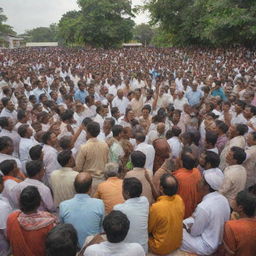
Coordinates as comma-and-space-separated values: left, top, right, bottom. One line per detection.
76, 121, 109, 189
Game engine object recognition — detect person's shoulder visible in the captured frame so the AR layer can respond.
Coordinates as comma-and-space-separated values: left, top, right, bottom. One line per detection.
84, 242, 105, 254
125, 242, 145, 254
89, 197, 104, 206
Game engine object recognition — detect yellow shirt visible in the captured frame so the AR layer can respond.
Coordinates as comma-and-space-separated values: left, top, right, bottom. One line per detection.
148, 195, 185, 255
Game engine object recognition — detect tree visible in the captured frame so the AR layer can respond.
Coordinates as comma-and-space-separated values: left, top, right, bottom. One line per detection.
58, 0, 135, 48
133, 23, 154, 45
0, 8, 15, 35
25, 24, 58, 42
58, 10, 83, 45
146, 0, 256, 47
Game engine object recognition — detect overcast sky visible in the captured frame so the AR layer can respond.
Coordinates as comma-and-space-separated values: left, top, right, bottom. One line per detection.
0, 0, 149, 34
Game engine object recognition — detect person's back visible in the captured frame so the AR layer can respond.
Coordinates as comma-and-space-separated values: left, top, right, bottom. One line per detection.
76, 122, 109, 178
173, 153, 202, 218
59, 173, 104, 248
125, 151, 154, 204
50, 150, 78, 207
84, 211, 145, 256
7, 186, 57, 256
94, 163, 124, 214
149, 173, 184, 255
221, 190, 256, 256
114, 177, 149, 253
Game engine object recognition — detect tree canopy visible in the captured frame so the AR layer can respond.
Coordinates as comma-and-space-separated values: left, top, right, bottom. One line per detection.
0, 8, 15, 35
25, 24, 58, 42
133, 23, 155, 45
58, 0, 135, 48
146, 0, 256, 47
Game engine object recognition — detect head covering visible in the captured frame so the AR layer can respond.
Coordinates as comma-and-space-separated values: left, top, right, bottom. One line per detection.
203, 168, 224, 190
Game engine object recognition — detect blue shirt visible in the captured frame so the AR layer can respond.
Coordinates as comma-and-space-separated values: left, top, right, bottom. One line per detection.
74, 89, 88, 103
211, 88, 227, 101
185, 90, 203, 106
59, 194, 104, 248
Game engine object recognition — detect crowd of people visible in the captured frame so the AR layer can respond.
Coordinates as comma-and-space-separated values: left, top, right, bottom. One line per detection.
0, 46, 256, 256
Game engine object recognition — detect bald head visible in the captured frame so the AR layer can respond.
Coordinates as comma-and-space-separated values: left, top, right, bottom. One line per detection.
160, 173, 178, 196
157, 122, 165, 135
74, 173, 92, 194
117, 89, 124, 99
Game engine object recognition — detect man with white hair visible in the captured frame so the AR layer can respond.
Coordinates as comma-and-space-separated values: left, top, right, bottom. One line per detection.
93, 162, 124, 214
181, 167, 230, 255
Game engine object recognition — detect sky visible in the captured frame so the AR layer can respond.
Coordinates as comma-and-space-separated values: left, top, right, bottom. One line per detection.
0, 0, 149, 34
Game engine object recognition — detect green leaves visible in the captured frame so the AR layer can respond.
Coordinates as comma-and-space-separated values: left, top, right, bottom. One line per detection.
59, 0, 134, 48
146, 0, 256, 46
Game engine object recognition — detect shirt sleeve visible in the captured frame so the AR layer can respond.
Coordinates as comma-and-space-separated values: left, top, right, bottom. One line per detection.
223, 222, 236, 255
219, 173, 232, 197
190, 206, 209, 237
148, 205, 158, 234
75, 146, 86, 172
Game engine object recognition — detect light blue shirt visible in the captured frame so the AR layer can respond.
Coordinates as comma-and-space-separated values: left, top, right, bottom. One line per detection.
59, 194, 104, 248
74, 89, 88, 103
211, 88, 227, 101
185, 90, 203, 106
114, 196, 149, 253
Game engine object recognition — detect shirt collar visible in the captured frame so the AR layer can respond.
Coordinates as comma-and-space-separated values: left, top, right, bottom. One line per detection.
74, 194, 91, 200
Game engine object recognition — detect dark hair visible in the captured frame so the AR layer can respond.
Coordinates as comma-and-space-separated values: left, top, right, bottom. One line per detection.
123, 177, 142, 198
204, 151, 220, 168
82, 117, 92, 127
135, 132, 146, 143
103, 211, 130, 243
111, 107, 119, 117
131, 151, 146, 168
142, 104, 151, 113
29, 145, 43, 160
235, 124, 248, 136
74, 175, 92, 193
215, 120, 228, 133
205, 131, 218, 146
112, 125, 123, 137
26, 160, 44, 178
0, 117, 9, 129
57, 150, 72, 167
235, 100, 246, 109
46, 224, 78, 256
59, 136, 72, 150
1, 97, 10, 107
230, 146, 246, 164
60, 110, 74, 122
17, 109, 26, 121
0, 136, 13, 151
0, 159, 16, 175
104, 117, 115, 128
42, 131, 54, 144
172, 126, 182, 137
160, 173, 178, 196
86, 121, 100, 137
181, 153, 196, 170
20, 186, 41, 213
236, 190, 256, 217
18, 124, 29, 137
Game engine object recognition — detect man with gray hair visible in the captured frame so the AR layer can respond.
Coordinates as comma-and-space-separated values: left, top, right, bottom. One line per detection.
93, 162, 124, 214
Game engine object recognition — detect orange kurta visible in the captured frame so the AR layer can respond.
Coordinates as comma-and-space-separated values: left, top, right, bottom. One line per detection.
7, 211, 55, 256
223, 219, 256, 256
173, 168, 202, 218
94, 177, 124, 214
148, 195, 185, 255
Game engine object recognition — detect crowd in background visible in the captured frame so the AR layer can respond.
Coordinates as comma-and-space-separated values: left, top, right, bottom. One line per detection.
0, 46, 256, 256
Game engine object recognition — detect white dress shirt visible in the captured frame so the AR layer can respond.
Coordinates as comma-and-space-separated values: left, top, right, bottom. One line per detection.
94, 114, 105, 130
112, 96, 129, 115
0, 108, 17, 123
42, 144, 61, 186
114, 196, 149, 253
84, 241, 145, 256
135, 142, 155, 172
0, 153, 22, 170
182, 192, 230, 255
167, 136, 183, 158
11, 178, 55, 212
19, 137, 37, 173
